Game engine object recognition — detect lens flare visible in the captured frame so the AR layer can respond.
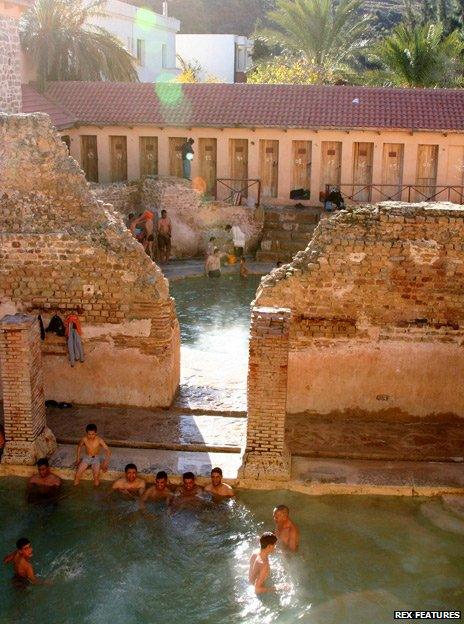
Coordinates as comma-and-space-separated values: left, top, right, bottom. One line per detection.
134, 7, 158, 32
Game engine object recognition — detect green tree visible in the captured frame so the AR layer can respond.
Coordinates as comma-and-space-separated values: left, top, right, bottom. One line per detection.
256, 0, 372, 82
369, 22, 464, 87
247, 59, 320, 83
20, 0, 138, 90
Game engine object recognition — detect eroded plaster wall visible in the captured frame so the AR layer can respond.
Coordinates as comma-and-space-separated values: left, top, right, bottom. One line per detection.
0, 17, 21, 113
0, 113, 180, 408
255, 203, 464, 419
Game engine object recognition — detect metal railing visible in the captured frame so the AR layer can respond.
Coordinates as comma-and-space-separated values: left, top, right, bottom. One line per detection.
216, 178, 261, 206
325, 184, 464, 204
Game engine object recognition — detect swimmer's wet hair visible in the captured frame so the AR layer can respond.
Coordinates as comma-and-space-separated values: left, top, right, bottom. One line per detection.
274, 505, 289, 514
16, 538, 30, 550
37, 458, 49, 468
260, 532, 277, 549
211, 467, 222, 476
125, 463, 137, 472
183, 471, 195, 480
86, 424, 97, 432
156, 471, 168, 480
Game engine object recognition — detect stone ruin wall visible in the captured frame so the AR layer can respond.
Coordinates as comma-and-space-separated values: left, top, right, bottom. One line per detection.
92, 177, 264, 258
0, 114, 180, 408
0, 17, 21, 114
255, 203, 464, 422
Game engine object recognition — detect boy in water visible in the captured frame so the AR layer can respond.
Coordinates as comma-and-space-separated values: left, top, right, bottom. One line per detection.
112, 463, 146, 497
239, 257, 248, 278
74, 423, 111, 487
273, 505, 300, 552
140, 470, 173, 508
248, 532, 279, 595
204, 467, 235, 498
3, 538, 42, 587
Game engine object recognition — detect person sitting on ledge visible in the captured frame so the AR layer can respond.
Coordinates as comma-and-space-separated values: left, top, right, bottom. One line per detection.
74, 423, 111, 487
28, 458, 61, 492
204, 467, 235, 498
140, 470, 172, 508
3, 538, 45, 587
273, 504, 299, 552
112, 463, 146, 497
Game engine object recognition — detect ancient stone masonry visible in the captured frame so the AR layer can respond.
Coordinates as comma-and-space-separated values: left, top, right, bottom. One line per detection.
0, 114, 180, 408
255, 203, 464, 421
93, 176, 264, 258
0, 315, 56, 464
240, 307, 291, 481
0, 17, 21, 114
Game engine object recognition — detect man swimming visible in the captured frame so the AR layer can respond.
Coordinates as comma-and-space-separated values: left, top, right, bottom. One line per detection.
248, 532, 279, 595
3, 538, 43, 587
204, 467, 235, 498
273, 504, 300, 552
28, 458, 61, 490
112, 463, 146, 497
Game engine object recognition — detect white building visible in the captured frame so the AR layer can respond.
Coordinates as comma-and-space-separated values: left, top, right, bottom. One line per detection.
176, 34, 253, 83
89, 0, 180, 82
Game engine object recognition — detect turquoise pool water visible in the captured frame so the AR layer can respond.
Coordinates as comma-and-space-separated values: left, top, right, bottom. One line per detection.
170, 274, 261, 411
1, 479, 463, 623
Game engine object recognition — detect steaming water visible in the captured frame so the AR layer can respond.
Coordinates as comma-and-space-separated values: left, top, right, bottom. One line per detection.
1, 480, 463, 623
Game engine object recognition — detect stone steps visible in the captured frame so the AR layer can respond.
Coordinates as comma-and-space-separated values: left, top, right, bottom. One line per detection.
256, 206, 322, 262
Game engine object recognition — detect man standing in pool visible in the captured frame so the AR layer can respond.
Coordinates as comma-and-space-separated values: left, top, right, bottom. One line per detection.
3, 538, 44, 587
204, 467, 235, 498
273, 505, 299, 552
171, 471, 204, 508
248, 532, 279, 594
74, 423, 111, 487
112, 463, 146, 497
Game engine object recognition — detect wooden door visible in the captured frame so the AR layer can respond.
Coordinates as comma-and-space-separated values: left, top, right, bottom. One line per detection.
199, 138, 217, 196
353, 142, 373, 201
416, 144, 438, 200
229, 139, 248, 196
259, 140, 279, 198
169, 136, 187, 177
292, 140, 311, 192
81, 135, 98, 182
382, 143, 404, 200
447, 146, 464, 203
139, 136, 158, 177
110, 135, 128, 182
321, 141, 341, 193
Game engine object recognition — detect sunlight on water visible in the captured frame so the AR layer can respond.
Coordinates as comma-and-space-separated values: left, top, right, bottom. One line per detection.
1, 481, 463, 623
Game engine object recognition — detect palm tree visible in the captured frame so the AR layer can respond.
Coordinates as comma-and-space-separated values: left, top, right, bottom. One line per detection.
256, 0, 372, 82
369, 22, 464, 87
20, 0, 138, 90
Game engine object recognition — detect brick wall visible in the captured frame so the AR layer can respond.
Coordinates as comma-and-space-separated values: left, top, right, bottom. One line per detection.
240, 307, 291, 480
255, 203, 464, 419
0, 17, 21, 114
0, 114, 180, 408
0, 314, 56, 464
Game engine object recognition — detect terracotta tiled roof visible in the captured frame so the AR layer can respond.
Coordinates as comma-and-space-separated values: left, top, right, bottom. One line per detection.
21, 84, 76, 130
27, 82, 464, 131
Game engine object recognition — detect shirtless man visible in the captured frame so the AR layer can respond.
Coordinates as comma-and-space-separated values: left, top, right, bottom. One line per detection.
157, 210, 172, 263
74, 423, 111, 487
204, 467, 235, 498
171, 471, 203, 509
248, 532, 278, 594
140, 470, 172, 508
112, 463, 146, 497
3, 538, 43, 587
28, 458, 61, 492
273, 504, 299, 552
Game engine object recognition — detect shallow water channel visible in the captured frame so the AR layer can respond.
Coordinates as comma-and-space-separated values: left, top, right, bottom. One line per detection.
0, 479, 463, 623
170, 274, 261, 412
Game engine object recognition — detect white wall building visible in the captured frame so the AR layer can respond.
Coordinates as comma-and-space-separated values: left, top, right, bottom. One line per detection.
89, 0, 180, 82
176, 34, 253, 83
